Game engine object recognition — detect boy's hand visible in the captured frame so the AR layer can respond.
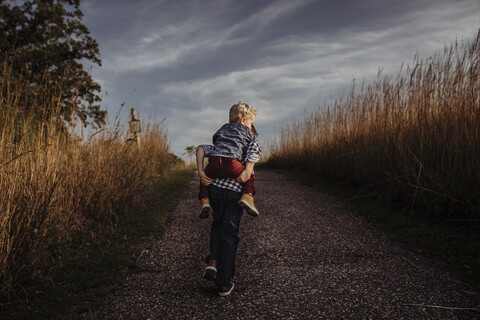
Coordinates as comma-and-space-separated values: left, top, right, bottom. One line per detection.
198, 170, 213, 186
236, 170, 251, 183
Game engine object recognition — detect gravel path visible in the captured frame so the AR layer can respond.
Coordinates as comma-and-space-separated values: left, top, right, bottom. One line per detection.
87, 170, 480, 319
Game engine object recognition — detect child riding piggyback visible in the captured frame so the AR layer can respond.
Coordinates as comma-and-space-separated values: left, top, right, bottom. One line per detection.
196, 102, 261, 218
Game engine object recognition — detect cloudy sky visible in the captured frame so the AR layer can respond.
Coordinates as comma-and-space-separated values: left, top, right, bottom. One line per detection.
80, 0, 480, 158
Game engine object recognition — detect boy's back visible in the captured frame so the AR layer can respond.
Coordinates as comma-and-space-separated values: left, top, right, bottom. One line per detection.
210, 122, 257, 162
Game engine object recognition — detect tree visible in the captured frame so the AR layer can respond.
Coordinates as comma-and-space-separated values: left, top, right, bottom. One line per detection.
0, 0, 105, 127
184, 145, 196, 164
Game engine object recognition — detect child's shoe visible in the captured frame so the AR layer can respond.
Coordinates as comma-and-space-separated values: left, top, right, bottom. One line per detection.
199, 198, 211, 219
238, 193, 259, 217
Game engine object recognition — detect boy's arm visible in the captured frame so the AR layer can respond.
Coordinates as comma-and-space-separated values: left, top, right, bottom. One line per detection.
196, 145, 213, 186
236, 162, 255, 183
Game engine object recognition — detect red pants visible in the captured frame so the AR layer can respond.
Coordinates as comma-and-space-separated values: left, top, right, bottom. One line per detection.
199, 156, 255, 199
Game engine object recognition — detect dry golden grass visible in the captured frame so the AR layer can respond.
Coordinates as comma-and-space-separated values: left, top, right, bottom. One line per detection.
0, 62, 174, 294
268, 31, 480, 219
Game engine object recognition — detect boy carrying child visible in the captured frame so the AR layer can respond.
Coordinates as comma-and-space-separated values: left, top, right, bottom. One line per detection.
196, 101, 261, 296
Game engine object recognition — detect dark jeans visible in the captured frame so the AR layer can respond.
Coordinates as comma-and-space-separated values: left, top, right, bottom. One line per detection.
198, 156, 256, 199
206, 185, 243, 287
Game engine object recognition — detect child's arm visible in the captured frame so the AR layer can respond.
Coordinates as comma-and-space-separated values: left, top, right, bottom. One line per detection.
196, 145, 213, 186
236, 162, 254, 183
236, 138, 261, 183
245, 140, 261, 163
236, 139, 260, 182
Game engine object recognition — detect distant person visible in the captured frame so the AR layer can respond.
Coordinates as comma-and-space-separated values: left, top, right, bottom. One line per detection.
196, 101, 261, 296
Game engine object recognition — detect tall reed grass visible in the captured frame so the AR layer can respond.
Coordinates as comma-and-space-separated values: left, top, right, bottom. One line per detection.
0, 62, 174, 295
268, 31, 480, 219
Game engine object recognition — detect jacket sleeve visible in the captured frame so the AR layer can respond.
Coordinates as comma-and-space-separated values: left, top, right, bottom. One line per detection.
245, 140, 261, 163
198, 144, 213, 157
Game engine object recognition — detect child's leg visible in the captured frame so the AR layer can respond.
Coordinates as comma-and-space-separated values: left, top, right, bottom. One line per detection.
238, 192, 259, 217
198, 157, 226, 219
198, 157, 224, 200
238, 172, 259, 217
242, 172, 255, 195
199, 184, 210, 200
232, 158, 257, 216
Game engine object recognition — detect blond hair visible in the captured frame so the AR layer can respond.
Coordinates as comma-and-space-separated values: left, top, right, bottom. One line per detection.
229, 102, 257, 122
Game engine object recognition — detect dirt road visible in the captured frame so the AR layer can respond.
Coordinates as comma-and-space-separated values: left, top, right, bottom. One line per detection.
87, 170, 480, 319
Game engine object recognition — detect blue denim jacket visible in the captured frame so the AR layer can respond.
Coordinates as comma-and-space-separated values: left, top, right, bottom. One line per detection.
208, 122, 258, 162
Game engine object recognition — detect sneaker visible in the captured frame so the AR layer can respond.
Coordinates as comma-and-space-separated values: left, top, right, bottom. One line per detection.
202, 260, 217, 281
238, 193, 259, 217
199, 198, 211, 219
218, 282, 234, 297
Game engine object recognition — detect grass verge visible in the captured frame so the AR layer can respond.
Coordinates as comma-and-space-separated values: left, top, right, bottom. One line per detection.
0, 169, 193, 320
267, 168, 480, 291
